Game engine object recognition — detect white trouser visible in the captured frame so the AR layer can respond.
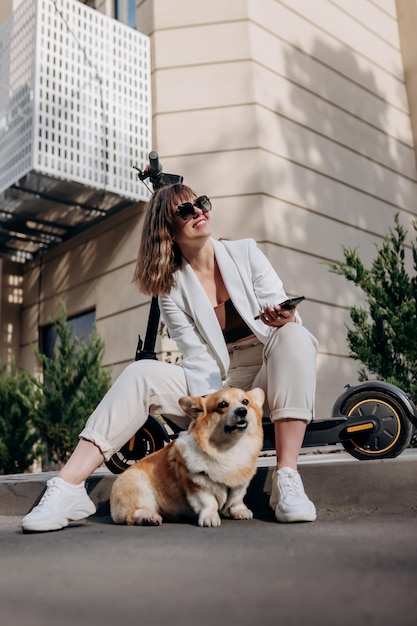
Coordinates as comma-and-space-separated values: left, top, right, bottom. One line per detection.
79, 323, 318, 460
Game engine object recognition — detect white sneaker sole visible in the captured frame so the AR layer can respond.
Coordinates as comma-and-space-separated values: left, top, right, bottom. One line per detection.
22, 503, 96, 533
22, 518, 70, 532
275, 504, 317, 523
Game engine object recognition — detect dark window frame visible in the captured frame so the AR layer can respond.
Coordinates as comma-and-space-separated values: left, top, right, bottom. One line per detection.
39, 309, 96, 359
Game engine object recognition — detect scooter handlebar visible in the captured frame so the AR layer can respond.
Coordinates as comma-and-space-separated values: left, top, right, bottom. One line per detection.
134, 151, 183, 190
148, 151, 161, 176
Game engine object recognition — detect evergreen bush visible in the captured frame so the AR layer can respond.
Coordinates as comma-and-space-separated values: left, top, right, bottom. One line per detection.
0, 360, 40, 474
32, 305, 112, 467
327, 213, 417, 398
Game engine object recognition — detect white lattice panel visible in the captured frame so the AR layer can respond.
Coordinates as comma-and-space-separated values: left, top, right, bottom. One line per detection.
0, 0, 36, 192
0, 0, 151, 200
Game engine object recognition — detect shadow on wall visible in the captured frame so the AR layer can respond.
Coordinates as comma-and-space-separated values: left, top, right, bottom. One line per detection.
273, 36, 415, 413
281, 38, 414, 235
37, 205, 144, 312
154, 29, 416, 416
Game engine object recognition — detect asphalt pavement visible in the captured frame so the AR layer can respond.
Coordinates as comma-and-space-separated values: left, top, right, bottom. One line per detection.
1, 450, 416, 626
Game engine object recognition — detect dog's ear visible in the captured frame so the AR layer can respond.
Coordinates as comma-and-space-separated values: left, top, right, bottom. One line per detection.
178, 395, 206, 420
247, 387, 265, 409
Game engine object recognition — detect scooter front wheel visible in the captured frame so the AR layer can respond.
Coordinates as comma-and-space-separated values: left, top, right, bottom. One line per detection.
341, 390, 413, 460
105, 416, 168, 474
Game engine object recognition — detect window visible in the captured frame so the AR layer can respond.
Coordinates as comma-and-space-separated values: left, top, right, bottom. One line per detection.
40, 310, 96, 360
114, 0, 137, 29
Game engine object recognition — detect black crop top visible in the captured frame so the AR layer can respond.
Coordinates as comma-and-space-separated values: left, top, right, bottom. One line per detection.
214, 299, 254, 343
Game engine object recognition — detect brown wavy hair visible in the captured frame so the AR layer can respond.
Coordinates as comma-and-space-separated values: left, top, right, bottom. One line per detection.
134, 183, 196, 296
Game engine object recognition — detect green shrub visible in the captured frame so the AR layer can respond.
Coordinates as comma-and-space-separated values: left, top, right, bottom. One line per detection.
327, 213, 417, 397
32, 305, 112, 467
0, 360, 40, 474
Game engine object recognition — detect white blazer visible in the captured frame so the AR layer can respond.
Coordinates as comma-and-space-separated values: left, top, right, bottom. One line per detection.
159, 238, 300, 396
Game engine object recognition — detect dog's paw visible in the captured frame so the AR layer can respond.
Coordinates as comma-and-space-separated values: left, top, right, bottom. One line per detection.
198, 510, 222, 527
226, 504, 253, 520
133, 509, 163, 526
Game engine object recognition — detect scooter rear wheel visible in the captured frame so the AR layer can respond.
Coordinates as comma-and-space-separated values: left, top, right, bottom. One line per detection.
341, 390, 413, 460
104, 417, 167, 474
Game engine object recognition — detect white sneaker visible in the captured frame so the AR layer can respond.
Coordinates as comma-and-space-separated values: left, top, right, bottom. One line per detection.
21, 477, 96, 532
270, 467, 316, 523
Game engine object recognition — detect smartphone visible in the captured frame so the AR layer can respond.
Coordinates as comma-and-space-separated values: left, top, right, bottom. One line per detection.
254, 296, 305, 320
279, 296, 305, 310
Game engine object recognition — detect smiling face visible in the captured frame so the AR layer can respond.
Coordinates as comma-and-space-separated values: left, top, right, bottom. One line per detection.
171, 192, 212, 248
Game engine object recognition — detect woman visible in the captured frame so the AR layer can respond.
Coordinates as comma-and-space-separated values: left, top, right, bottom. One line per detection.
22, 184, 318, 532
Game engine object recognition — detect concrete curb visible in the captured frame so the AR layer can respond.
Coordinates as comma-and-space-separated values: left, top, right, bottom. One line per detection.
1, 450, 416, 518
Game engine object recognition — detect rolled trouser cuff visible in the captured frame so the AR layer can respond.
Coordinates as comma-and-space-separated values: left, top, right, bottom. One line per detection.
270, 408, 312, 423
78, 430, 116, 462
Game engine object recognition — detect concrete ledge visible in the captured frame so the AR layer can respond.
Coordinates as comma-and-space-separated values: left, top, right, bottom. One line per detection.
1, 450, 416, 518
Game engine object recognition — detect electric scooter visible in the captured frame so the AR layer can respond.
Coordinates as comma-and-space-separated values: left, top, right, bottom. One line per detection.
105, 152, 417, 474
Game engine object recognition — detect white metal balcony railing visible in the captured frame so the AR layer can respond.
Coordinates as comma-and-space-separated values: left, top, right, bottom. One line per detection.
0, 0, 151, 262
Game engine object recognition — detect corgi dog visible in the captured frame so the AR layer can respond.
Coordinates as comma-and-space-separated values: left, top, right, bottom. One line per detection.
110, 387, 264, 527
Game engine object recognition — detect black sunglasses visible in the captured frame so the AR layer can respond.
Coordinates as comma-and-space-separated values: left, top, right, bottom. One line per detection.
175, 195, 212, 221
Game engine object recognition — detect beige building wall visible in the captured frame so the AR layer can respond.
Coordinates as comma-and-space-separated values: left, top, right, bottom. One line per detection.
397, 0, 417, 164
2, 0, 417, 421
136, 0, 417, 417
19, 203, 149, 382
1, 260, 23, 367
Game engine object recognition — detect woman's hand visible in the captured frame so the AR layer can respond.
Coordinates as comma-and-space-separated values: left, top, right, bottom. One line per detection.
258, 304, 297, 327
